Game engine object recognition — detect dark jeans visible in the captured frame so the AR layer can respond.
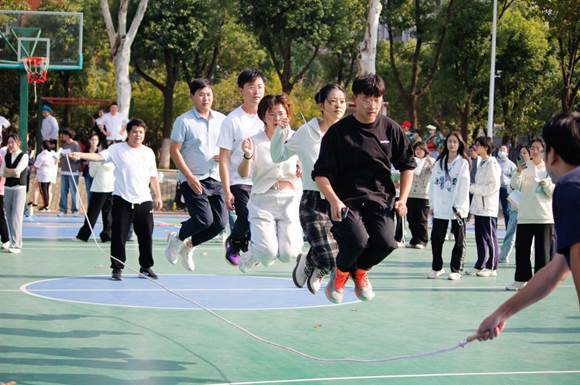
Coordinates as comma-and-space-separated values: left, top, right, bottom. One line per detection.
0, 195, 9, 243
407, 197, 429, 246
499, 186, 511, 228
110, 196, 154, 270
474, 215, 499, 270
331, 201, 397, 272
514, 223, 554, 282
76, 192, 113, 242
179, 178, 226, 246
394, 197, 403, 242
431, 218, 465, 272
228, 184, 252, 250
39, 182, 50, 209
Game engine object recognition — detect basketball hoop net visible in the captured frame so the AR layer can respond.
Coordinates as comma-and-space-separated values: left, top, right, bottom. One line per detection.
22, 56, 49, 102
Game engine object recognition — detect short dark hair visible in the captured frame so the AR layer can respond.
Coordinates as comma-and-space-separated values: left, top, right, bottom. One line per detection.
413, 141, 428, 157
530, 137, 546, 151
237, 68, 266, 88
110, 102, 118, 107
61, 129, 75, 138
127, 118, 147, 133
257, 95, 292, 124
189, 78, 212, 95
314, 84, 346, 104
352, 74, 385, 97
542, 112, 580, 165
475, 136, 494, 155
41, 139, 55, 151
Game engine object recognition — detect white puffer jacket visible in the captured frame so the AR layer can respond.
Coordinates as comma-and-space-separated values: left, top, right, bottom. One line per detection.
469, 156, 501, 217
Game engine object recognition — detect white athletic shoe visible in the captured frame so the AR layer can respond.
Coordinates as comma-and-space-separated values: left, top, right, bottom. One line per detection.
292, 253, 311, 288
307, 268, 325, 294
8, 247, 21, 254
448, 272, 462, 280
165, 232, 183, 265
476, 269, 497, 277
1, 241, 10, 251
396, 241, 405, 248
464, 268, 482, 276
353, 269, 375, 301
505, 281, 527, 291
180, 239, 196, 272
239, 252, 259, 273
427, 269, 445, 279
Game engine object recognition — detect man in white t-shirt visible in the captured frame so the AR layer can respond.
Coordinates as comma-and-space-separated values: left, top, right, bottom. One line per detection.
70, 119, 162, 281
217, 69, 266, 265
165, 79, 227, 271
98, 102, 129, 144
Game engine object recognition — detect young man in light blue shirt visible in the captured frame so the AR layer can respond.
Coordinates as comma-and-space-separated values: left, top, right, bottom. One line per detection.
165, 79, 227, 271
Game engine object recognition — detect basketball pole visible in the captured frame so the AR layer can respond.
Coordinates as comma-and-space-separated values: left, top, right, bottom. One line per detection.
19, 69, 29, 152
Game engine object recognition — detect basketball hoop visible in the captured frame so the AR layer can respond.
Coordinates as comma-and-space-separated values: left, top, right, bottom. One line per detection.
22, 56, 49, 102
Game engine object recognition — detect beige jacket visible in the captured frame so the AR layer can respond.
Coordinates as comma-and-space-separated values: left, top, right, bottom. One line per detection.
409, 155, 434, 200
510, 160, 554, 224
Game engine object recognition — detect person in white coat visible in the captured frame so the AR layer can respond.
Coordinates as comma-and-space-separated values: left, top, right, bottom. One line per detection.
270, 84, 346, 294
237, 95, 303, 272
468, 136, 501, 277
428, 132, 471, 280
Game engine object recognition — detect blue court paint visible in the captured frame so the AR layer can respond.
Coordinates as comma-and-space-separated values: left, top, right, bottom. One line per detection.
21, 275, 359, 310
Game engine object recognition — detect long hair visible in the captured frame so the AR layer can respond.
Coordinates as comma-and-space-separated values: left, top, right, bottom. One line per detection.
436, 131, 468, 174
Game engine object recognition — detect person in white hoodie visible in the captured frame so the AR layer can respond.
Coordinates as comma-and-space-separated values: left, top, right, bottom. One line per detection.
32, 140, 58, 211
428, 131, 471, 280
468, 136, 501, 277
270, 84, 346, 294
506, 138, 555, 291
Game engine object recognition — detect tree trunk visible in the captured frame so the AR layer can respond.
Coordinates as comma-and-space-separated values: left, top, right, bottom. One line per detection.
359, 0, 382, 75
408, 94, 419, 130
159, 137, 172, 170
114, 45, 132, 117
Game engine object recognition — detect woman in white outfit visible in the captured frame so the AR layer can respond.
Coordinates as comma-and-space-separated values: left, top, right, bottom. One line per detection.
0, 134, 29, 253
428, 131, 471, 280
238, 94, 303, 272
33, 140, 58, 211
270, 84, 346, 294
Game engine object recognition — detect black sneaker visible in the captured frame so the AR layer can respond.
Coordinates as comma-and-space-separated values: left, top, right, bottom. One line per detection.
139, 267, 158, 280
111, 268, 123, 281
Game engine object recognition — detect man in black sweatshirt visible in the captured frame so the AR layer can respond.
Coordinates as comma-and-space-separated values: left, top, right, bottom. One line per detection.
313, 74, 415, 303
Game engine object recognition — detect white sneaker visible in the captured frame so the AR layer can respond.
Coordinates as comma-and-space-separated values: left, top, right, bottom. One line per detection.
448, 272, 462, 280
57, 212, 66, 217
307, 267, 325, 294
413, 244, 425, 250
396, 241, 405, 248
506, 281, 527, 291
427, 269, 445, 279
476, 269, 497, 277
292, 253, 311, 288
353, 269, 375, 301
1, 241, 10, 250
165, 232, 183, 265
180, 239, 196, 271
464, 268, 482, 276
9, 247, 21, 254
239, 252, 259, 273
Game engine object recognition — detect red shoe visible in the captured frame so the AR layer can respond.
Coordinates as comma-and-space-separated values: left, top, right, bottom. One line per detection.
324, 269, 350, 303
353, 269, 375, 301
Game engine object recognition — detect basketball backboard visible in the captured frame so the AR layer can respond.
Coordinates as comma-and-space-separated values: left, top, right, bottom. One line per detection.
0, 10, 83, 71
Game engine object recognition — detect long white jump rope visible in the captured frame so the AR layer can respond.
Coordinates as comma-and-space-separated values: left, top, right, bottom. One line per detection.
64, 153, 478, 364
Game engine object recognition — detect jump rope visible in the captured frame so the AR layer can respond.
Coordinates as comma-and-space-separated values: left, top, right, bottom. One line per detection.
63, 149, 480, 364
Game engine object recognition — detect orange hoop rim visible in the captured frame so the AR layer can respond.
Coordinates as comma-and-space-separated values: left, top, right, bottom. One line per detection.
22, 56, 49, 84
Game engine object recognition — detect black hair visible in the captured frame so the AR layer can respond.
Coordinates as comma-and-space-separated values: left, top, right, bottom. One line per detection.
41, 139, 54, 151
6, 133, 21, 144
189, 78, 212, 95
237, 68, 266, 88
314, 84, 346, 104
61, 129, 75, 138
437, 131, 469, 174
127, 118, 147, 133
474, 136, 494, 155
110, 102, 118, 107
530, 137, 546, 151
352, 73, 385, 97
542, 112, 580, 165
413, 141, 428, 158
257, 95, 292, 124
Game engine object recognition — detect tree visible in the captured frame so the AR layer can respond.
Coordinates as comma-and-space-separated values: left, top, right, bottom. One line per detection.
359, 0, 381, 74
99, 0, 149, 116
531, 0, 580, 112
382, 0, 460, 130
239, 0, 332, 94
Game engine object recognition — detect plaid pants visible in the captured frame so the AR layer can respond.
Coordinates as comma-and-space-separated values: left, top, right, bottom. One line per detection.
299, 190, 338, 272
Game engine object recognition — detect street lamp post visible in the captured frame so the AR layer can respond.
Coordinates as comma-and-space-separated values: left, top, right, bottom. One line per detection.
486, 0, 498, 138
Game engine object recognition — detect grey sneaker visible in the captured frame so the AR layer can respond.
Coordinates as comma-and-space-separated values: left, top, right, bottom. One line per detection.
165, 232, 183, 265
239, 252, 259, 273
292, 253, 312, 288
307, 267, 326, 294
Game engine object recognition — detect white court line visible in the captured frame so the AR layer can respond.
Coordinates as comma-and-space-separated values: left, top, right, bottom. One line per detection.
21, 288, 302, 292
205, 370, 580, 385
